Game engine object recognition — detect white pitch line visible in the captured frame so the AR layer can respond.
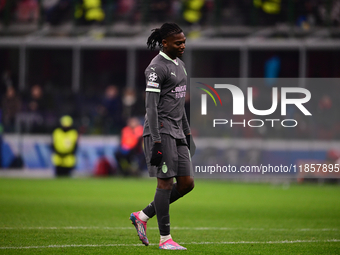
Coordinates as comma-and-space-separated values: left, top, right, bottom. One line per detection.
0, 239, 339, 250
0, 226, 338, 232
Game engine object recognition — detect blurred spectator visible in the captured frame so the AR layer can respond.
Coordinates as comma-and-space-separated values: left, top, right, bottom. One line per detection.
116, 0, 137, 24
2, 69, 12, 87
122, 87, 145, 120
0, 69, 15, 98
51, 115, 78, 177
294, 0, 318, 28
325, 149, 340, 182
149, 0, 171, 23
15, 0, 39, 23
316, 0, 340, 26
97, 85, 123, 134
26, 84, 46, 113
21, 84, 48, 133
122, 87, 136, 119
44, 0, 72, 26
94, 148, 116, 176
0, 0, 6, 18
264, 56, 281, 86
2, 86, 21, 133
114, 117, 145, 175
316, 94, 337, 139
171, 0, 182, 21
326, 149, 340, 163
217, 0, 250, 26
1, 0, 339, 29
331, 0, 340, 26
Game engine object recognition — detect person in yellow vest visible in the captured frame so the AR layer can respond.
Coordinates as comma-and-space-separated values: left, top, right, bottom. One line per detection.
253, 0, 282, 25
182, 0, 205, 25
254, 0, 281, 15
74, 0, 105, 25
51, 115, 78, 177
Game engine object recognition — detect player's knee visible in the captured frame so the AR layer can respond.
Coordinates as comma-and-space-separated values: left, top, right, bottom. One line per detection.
182, 178, 194, 194
157, 178, 173, 190
187, 179, 194, 192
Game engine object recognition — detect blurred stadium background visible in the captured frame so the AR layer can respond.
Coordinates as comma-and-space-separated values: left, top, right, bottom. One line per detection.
1, 0, 340, 179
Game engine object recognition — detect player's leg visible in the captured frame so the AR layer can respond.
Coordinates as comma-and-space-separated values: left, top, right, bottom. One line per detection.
141, 140, 194, 219
130, 134, 187, 249
174, 175, 194, 194
141, 177, 192, 219
130, 134, 175, 246
158, 141, 192, 250
130, 177, 175, 247
156, 176, 186, 250
154, 177, 172, 240
158, 143, 194, 249
140, 183, 183, 220
129, 135, 155, 246
175, 143, 195, 195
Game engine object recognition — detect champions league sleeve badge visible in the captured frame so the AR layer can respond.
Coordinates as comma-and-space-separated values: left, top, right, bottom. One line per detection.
148, 72, 158, 82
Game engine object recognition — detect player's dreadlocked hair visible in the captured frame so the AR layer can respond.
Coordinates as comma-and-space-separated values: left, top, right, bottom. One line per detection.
147, 23, 183, 50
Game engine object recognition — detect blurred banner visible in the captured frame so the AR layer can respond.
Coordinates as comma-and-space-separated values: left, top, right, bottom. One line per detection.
2, 135, 119, 173
190, 78, 340, 179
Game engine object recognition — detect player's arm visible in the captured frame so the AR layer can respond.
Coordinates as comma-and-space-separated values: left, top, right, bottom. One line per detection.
182, 110, 191, 136
145, 92, 161, 143
145, 64, 165, 165
145, 92, 163, 166
182, 111, 196, 156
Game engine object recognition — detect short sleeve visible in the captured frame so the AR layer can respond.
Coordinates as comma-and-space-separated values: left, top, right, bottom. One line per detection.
145, 64, 166, 93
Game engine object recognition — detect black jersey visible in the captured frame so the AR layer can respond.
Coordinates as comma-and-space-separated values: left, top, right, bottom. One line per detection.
143, 51, 190, 141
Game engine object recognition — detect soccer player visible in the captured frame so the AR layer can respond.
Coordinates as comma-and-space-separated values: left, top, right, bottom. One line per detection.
130, 23, 195, 250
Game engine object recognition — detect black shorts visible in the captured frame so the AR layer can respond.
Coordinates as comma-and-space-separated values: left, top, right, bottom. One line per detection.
143, 134, 194, 178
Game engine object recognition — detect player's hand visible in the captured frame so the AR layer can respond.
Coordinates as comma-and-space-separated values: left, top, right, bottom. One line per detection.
186, 135, 196, 157
150, 142, 163, 166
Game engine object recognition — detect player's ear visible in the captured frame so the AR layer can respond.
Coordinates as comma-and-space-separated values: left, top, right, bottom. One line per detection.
162, 39, 167, 49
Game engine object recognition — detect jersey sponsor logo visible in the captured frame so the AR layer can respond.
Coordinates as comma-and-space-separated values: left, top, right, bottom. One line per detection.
148, 72, 158, 82
171, 85, 186, 99
147, 81, 159, 88
171, 72, 176, 77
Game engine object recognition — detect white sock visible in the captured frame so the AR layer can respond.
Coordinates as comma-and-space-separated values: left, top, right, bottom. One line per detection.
160, 234, 172, 243
138, 210, 149, 222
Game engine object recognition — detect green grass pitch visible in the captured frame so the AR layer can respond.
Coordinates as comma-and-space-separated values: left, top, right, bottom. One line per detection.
0, 177, 339, 254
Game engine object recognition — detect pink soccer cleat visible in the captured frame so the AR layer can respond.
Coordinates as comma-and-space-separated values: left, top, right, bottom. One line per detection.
159, 239, 187, 250
130, 212, 149, 246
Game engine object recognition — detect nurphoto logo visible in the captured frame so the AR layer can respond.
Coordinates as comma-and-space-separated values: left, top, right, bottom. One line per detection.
197, 82, 312, 128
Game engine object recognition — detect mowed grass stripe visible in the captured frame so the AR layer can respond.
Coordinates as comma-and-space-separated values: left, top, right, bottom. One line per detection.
0, 178, 339, 254
1, 239, 340, 250
0, 226, 339, 231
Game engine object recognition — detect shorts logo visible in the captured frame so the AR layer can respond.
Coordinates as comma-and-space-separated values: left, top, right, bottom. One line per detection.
148, 72, 158, 82
162, 162, 168, 173
147, 81, 159, 88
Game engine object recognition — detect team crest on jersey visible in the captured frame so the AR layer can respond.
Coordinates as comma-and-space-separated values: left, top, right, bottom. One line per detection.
148, 72, 158, 82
